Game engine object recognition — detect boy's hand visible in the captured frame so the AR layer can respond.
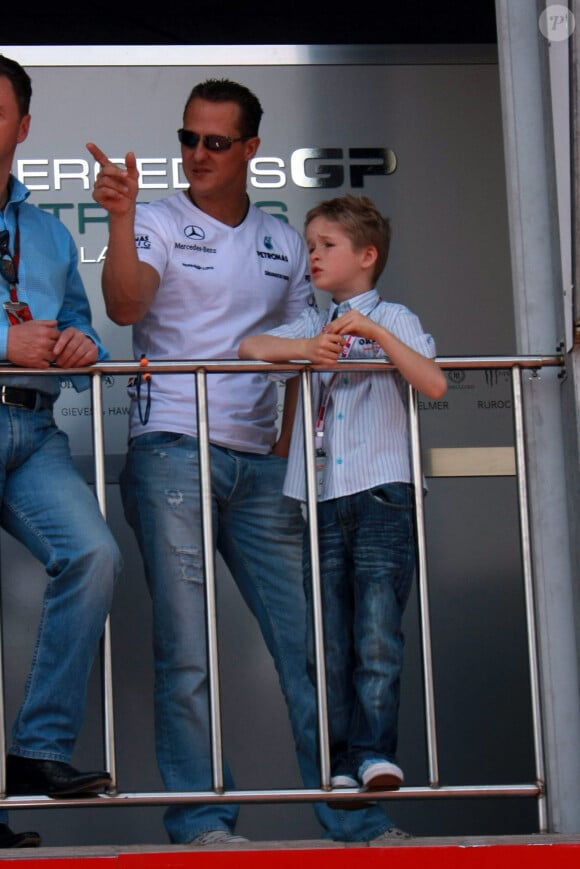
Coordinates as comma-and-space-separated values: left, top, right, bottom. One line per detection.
325, 309, 378, 341
306, 332, 346, 366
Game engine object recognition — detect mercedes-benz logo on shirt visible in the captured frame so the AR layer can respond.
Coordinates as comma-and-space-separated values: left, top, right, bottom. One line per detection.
184, 225, 206, 240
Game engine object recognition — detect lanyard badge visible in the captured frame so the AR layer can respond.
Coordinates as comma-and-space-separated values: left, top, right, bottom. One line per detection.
3, 299, 33, 325
0, 226, 34, 325
315, 433, 328, 498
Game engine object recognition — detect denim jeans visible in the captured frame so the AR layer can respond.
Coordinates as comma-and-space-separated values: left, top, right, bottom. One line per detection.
121, 432, 394, 843
0, 403, 121, 826
304, 483, 417, 779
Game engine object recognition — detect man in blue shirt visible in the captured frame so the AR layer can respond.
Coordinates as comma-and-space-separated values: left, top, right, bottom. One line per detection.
0, 54, 122, 847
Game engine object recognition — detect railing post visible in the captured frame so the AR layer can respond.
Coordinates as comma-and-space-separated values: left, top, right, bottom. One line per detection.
195, 368, 225, 792
91, 371, 117, 792
511, 366, 548, 832
300, 368, 331, 789
408, 385, 440, 787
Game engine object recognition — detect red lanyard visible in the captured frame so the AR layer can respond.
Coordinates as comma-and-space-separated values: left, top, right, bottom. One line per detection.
2, 225, 34, 325
315, 335, 357, 439
315, 297, 382, 436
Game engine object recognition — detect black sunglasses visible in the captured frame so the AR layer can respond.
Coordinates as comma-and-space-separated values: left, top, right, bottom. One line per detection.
177, 128, 252, 152
0, 230, 18, 285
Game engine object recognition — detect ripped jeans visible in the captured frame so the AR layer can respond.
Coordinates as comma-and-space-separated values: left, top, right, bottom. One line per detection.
120, 432, 392, 844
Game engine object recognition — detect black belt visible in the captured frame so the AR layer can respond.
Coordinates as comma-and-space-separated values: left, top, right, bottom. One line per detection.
0, 385, 53, 411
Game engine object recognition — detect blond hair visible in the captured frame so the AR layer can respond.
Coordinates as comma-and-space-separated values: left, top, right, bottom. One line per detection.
304, 195, 391, 284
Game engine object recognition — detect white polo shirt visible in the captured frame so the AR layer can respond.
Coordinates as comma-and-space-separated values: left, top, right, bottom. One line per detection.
129, 192, 313, 452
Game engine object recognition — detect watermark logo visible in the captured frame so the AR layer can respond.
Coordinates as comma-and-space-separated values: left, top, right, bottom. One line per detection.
539, 5, 575, 41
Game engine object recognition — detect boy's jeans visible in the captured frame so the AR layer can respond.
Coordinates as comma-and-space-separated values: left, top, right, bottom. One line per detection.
304, 482, 416, 779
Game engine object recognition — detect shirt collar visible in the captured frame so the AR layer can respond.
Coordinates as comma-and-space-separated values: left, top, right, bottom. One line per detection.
5, 174, 30, 208
329, 288, 381, 320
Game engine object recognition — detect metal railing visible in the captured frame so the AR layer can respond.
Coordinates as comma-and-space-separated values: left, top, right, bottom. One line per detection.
0, 354, 565, 833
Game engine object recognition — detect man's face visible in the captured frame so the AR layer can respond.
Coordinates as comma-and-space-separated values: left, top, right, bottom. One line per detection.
0, 76, 30, 172
180, 98, 260, 204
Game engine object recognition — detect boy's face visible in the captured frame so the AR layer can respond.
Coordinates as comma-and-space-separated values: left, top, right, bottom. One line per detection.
305, 216, 376, 301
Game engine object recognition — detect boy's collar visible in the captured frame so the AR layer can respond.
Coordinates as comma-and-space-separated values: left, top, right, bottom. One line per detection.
330, 288, 380, 313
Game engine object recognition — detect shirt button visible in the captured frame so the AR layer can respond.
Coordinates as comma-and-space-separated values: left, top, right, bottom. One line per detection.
336, 457, 343, 465
337, 412, 344, 420
342, 377, 349, 385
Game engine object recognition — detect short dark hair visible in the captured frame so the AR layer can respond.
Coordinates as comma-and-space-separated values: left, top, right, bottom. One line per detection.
305, 195, 392, 284
0, 54, 32, 117
183, 78, 263, 138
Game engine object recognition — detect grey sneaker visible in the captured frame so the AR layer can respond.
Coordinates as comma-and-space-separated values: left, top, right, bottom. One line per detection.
372, 826, 412, 842
190, 830, 249, 845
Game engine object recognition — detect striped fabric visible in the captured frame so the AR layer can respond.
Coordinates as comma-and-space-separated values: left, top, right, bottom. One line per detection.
267, 289, 437, 502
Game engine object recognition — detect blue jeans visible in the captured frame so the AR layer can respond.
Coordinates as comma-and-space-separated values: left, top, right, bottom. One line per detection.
121, 432, 393, 843
0, 403, 121, 823
304, 483, 416, 779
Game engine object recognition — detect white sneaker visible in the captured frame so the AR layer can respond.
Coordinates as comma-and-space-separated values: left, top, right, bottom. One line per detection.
330, 774, 358, 788
359, 759, 404, 790
190, 830, 249, 845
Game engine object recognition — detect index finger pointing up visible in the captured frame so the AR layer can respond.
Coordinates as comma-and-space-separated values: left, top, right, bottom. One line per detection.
86, 141, 110, 166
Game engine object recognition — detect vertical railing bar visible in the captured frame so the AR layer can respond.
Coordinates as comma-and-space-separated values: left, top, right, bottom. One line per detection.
301, 369, 331, 788
91, 372, 117, 791
408, 385, 440, 786
511, 367, 548, 832
195, 368, 224, 792
91, 372, 107, 513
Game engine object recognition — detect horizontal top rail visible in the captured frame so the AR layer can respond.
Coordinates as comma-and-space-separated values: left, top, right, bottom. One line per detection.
0, 354, 565, 378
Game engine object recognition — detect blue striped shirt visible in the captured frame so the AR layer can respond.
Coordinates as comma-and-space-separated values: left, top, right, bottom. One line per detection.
267, 289, 437, 502
0, 175, 107, 396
